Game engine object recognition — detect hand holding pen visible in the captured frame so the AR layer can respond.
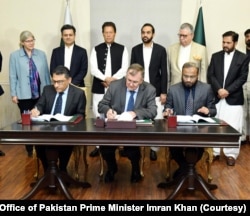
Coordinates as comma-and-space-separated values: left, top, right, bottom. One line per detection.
163, 108, 175, 118
107, 107, 117, 119
30, 106, 40, 117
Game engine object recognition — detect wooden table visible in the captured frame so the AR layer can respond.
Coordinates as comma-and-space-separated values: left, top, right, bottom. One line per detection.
0, 118, 240, 200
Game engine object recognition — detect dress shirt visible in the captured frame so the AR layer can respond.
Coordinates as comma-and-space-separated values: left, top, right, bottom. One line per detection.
64, 45, 74, 70
223, 51, 235, 87
178, 44, 191, 70
51, 86, 69, 115
124, 88, 138, 112
143, 43, 153, 83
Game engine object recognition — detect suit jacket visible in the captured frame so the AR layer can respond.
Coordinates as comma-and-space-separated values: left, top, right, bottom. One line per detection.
167, 41, 208, 86
98, 77, 157, 119
0, 51, 2, 71
164, 81, 216, 117
35, 84, 86, 117
130, 43, 168, 96
9, 48, 51, 99
50, 45, 88, 87
207, 50, 249, 105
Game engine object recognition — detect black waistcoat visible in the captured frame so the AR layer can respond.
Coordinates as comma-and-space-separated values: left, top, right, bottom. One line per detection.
91, 42, 124, 94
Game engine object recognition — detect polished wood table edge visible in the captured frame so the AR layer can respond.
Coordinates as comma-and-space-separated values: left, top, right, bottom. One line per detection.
0, 118, 241, 200
0, 139, 239, 148
0, 118, 241, 148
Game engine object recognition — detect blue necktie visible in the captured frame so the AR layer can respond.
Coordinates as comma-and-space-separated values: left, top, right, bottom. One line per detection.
126, 91, 135, 111
185, 89, 193, 115
53, 92, 64, 115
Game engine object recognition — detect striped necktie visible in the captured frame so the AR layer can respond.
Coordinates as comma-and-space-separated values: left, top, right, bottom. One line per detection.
185, 89, 193, 115
53, 92, 64, 115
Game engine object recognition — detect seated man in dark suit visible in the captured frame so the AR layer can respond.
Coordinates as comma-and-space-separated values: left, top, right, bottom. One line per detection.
31, 65, 86, 173
98, 63, 157, 183
163, 62, 216, 178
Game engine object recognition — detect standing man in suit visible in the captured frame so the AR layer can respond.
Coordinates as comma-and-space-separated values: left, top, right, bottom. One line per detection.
167, 23, 208, 86
89, 21, 129, 157
130, 23, 168, 161
241, 29, 250, 145
31, 65, 86, 172
163, 62, 216, 177
207, 31, 249, 166
50, 24, 88, 87
98, 63, 157, 183
0, 51, 5, 156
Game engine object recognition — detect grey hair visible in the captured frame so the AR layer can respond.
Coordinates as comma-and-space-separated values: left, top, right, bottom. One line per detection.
19, 30, 35, 48
127, 63, 145, 79
180, 23, 194, 34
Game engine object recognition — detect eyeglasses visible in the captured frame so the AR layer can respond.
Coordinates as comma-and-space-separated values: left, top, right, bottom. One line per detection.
24, 39, 35, 43
52, 80, 66, 85
183, 75, 197, 80
177, 34, 190, 38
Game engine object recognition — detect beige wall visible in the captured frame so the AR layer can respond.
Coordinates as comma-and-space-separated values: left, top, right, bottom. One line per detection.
181, 0, 249, 59
0, 0, 249, 128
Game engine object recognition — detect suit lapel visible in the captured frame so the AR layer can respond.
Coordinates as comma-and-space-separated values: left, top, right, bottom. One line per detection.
138, 44, 144, 67
64, 86, 73, 114
227, 51, 239, 78
174, 45, 180, 71
149, 45, 156, 68
70, 46, 77, 71
134, 83, 145, 108
59, 47, 65, 64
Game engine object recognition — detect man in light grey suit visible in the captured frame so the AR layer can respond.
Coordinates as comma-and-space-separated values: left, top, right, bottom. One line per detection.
98, 63, 157, 183
167, 23, 208, 86
163, 62, 216, 178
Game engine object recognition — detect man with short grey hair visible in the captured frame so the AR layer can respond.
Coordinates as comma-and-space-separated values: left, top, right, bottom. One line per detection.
167, 22, 208, 86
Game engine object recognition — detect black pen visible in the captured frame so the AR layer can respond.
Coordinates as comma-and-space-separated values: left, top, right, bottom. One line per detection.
111, 106, 114, 114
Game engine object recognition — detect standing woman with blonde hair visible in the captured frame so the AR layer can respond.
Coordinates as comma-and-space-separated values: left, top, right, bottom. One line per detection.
9, 30, 51, 157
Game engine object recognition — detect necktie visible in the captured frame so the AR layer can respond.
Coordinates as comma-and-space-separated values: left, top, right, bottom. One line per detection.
126, 91, 135, 111
185, 89, 193, 115
53, 92, 64, 115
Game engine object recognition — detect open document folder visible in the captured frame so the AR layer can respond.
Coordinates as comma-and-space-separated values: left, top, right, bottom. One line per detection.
116, 112, 153, 125
177, 114, 219, 125
104, 112, 153, 128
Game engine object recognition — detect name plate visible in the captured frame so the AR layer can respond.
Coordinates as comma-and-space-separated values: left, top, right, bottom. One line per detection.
106, 119, 136, 129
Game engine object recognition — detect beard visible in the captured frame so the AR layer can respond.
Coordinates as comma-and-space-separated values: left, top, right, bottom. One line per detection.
223, 46, 235, 54
182, 79, 197, 88
245, 40, 250, 48
142, 36, 153, 44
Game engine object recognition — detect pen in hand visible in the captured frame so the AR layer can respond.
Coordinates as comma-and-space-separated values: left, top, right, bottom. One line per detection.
31, 106, 40, 117
107, 107, 117, 119
163, 108, 174, 118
